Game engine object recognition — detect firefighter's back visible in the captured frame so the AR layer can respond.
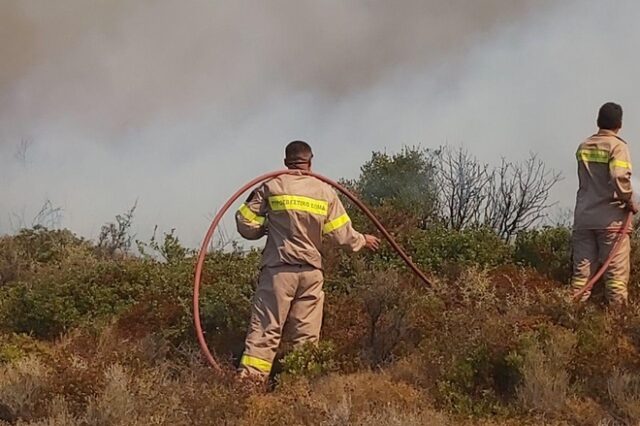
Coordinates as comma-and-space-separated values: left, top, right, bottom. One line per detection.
262, 173, 333, 269
574, 131, 629, 230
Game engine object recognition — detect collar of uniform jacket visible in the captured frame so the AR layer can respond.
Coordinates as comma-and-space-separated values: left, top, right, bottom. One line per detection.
596, 129, 617, 136
287, 169, 305, 174
595, 129, 627, 143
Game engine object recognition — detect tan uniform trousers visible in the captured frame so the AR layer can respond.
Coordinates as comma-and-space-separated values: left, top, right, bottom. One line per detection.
239, 264, 324, 377
571, 229, 630, 304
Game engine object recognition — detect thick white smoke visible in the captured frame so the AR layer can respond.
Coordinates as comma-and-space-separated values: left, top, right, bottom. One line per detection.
1, 0, 639, 246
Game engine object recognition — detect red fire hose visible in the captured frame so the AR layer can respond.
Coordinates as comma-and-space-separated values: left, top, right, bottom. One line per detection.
193, 169, 432, 373
571, 211, 634, 302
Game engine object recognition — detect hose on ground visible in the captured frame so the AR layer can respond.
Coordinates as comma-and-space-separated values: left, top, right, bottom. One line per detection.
193, 169, 432, 373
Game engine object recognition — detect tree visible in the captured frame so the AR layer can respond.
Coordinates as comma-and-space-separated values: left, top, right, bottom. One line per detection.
484, 155, 561, 241
97, 202, 137, 257
347, 146, 440, 226
435, 147, 491, 230
435, 148, 561, 240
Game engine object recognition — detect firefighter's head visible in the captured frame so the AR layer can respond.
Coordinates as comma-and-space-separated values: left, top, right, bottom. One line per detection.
597, 102, 623, 132
285, 140, 313, 170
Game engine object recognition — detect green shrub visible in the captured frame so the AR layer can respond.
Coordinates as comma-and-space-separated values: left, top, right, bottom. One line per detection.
435, 344, 513, 416
0, 259, 149, 338
410, 226, 512, 273
0, 227, 92, 286
513, 227, 572, 282
0, 233, 260, 344
281, 342, 337, 379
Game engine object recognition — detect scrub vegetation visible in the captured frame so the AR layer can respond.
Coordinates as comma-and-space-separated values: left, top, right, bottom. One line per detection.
1, 147, 639, 425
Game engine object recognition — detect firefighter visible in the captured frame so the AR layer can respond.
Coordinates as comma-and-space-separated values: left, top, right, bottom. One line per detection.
235, 140, 380, 379
572, 102, 637, 305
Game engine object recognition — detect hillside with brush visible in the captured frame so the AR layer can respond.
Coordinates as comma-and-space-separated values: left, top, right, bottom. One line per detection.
1, 148, 640, 426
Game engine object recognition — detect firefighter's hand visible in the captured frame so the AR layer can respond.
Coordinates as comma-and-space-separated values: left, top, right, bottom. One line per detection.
628, 201, 639, 215
364, 234, 381, 251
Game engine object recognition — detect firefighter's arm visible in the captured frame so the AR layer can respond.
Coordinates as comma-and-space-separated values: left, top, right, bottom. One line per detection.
323, 191, 371, 252
610, 143, 633, 203
235, 187, 267, 240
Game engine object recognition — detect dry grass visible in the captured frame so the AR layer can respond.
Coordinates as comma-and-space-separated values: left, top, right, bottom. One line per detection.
0, 348, 457, 426
517, 327, 577, 416
607, 369, 640, 424
0, 356, 50, 421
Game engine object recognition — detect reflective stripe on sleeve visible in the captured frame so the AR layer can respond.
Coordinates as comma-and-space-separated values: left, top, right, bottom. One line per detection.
240, 355, 272, 373
268, 195, 328, 216
610, 159, 632, 170
238, 204, 265, 225
576, 148, 609, 164
323, 213, 351, 234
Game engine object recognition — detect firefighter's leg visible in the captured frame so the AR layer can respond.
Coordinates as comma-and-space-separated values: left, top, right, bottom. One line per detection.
571, 229, 598, 302
284, 267, 324, 347
598, 230, 630, 306
239, 266, 299, 377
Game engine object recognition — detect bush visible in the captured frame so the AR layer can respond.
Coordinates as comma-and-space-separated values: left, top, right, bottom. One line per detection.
346, 146, 439, 224
0, 227, 91, 286
608, 369, 640, 424
0, 258, 149, 338
516, 326, 576, 416
280, 342, 337, 379
0, 232, 259, 345
513, 227, 572, 283
410, 226, 512, 273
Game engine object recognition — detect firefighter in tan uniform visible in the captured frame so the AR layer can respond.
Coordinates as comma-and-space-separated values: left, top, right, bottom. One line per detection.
572, 102, 637, 305
235, 141, 380, 378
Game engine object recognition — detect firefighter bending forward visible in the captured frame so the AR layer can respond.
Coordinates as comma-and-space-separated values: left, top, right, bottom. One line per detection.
572, 102, 637, 305
235, 141, 380, 378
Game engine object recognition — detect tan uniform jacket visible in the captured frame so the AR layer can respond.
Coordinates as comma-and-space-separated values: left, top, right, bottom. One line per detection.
236, 172, 366, 269
573, 129, 633, 230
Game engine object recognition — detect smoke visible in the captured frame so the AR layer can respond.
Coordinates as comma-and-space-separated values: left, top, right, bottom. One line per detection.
1, 0, 639, 245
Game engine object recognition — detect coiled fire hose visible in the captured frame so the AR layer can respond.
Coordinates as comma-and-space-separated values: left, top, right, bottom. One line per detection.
193, 171, 633, 372
571, 211, 634, 302
193, 169, 432, 373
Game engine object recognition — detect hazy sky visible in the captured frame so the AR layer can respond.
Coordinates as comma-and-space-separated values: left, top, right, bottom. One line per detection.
2, 0, 640, 247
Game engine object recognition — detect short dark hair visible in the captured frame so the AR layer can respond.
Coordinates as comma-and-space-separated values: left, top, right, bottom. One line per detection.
597, 102, 623, 130
285, 140, 313, 164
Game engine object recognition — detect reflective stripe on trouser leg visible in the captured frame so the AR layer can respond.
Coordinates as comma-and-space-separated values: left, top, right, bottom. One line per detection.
599, 230, 630, 305
239, 354, 272, 374
605, 280, 628, 305
239, 266, 299, 377
571, 278, 590, 302
283, 268, 324, 347
571, 229, 598, 302
599, 230, 630, 304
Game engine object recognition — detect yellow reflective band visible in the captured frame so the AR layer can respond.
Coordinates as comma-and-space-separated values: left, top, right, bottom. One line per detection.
577, 149, 609, 164
610, 159, 632, 170
571, 279, 587, 289
605, 279, 627, 289
269, 195, 328, 216
240, 355, 272, 373
323, 213, 351, 234
238, 204, 265, 226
